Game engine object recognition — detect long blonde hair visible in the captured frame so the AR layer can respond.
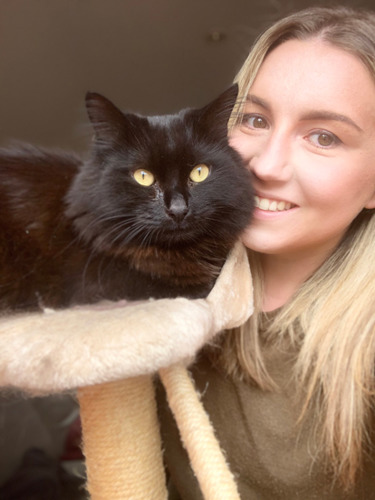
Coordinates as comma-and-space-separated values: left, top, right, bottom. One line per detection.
222, 6, 375, 488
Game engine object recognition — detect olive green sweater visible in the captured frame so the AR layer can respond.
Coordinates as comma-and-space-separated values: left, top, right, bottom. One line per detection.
157, 330, 375, 499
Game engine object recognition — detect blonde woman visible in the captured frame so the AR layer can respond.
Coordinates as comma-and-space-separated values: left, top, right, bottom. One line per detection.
158, 6, 375, 499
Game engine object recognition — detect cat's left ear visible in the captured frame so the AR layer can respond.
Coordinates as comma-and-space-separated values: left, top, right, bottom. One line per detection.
197, 84, 239, 139
85, 92, 129, 146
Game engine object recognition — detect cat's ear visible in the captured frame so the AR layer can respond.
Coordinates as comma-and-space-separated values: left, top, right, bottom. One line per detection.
85, 92, 129, 146
197, 84, 239, 139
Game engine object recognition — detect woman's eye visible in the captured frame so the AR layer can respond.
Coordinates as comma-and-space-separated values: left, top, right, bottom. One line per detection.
243, 114, 269, 130
308, 131, 341, 148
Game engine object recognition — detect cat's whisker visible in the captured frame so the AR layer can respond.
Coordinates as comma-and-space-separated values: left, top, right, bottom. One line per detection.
106, 221, 151, 248
76, 214, 130, 239
140, 228, 158, 249
129, 225, 157, 248
76, 213, 141, 248
79, 247, 100, 299
76, 216, 139, 294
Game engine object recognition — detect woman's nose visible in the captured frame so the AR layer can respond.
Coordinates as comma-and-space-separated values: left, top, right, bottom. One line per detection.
250, 131, 292, 182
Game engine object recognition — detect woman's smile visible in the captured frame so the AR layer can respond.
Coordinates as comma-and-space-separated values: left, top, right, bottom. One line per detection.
254, 195, 295, 212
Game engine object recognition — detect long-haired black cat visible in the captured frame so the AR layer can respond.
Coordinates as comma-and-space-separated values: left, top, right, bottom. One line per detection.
0, 85, 253, 311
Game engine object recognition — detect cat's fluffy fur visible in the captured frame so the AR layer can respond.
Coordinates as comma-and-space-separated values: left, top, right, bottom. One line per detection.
0, 85, 253, 311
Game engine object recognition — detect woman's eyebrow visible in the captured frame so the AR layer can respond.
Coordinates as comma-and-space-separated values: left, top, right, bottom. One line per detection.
300, 110, 363, 132
245, 94, 270, 110
245, 94, 363, 132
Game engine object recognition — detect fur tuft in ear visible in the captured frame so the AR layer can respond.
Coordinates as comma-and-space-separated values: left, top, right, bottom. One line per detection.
196, 84, 239, 140
85, 92, 128, 146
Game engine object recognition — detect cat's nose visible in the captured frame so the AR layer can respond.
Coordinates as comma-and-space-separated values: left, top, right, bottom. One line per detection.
167, 194, 189, 223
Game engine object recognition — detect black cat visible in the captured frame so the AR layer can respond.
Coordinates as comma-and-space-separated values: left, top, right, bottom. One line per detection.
0, 85, 253, 311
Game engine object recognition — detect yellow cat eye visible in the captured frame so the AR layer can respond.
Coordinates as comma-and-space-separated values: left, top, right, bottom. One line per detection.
133, 169, 155, 187
189, 164, 210, 183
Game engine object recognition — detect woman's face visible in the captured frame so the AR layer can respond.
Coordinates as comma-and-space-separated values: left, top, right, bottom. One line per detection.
230, 39, 375, 260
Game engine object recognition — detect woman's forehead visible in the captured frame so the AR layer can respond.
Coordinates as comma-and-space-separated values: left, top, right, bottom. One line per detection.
249, 39, 375, 127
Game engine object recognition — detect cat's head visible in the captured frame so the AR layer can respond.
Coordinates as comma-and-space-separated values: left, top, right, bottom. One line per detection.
66, 86, 253, 255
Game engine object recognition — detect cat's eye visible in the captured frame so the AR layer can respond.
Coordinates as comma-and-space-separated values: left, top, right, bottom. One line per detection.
189, 164, 210, 183
133, 169, 155, 186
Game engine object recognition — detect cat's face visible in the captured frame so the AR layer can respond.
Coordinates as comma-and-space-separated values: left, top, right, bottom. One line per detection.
66, 86, 253, 254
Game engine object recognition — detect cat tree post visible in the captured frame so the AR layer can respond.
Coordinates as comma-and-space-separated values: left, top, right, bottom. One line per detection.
78, 376, 167, 500
74, 241, 252, 500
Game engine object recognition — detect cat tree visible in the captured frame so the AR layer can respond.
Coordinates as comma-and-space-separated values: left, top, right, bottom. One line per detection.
0, 242, 252, 499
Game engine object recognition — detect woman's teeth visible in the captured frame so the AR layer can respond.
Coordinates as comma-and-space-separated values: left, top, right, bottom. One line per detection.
254, 196, 292, 212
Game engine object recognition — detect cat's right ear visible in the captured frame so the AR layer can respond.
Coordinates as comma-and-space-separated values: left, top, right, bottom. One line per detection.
196, 84, 240, 141
85, 92, 128, 147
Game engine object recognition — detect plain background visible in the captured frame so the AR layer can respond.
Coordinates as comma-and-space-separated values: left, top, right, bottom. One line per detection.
1, 0, 375, 153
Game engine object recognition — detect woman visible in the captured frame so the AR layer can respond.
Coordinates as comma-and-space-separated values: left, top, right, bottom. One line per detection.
158, 6, 375, 499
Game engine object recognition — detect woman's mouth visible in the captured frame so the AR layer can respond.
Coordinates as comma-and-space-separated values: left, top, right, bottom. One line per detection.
254, 195, 294, 212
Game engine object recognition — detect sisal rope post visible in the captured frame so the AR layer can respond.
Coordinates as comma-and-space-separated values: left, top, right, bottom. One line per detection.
159, 363, 241, 500
77, 376, 168, 500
